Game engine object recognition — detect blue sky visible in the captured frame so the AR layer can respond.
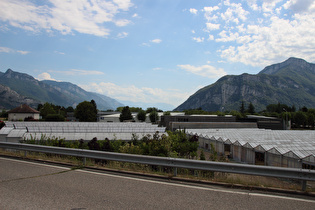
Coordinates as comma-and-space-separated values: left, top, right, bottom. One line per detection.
1, 0, 315, 110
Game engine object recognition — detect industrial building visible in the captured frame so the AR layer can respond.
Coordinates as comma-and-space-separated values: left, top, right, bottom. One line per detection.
187, 129, 315, 169
160, 114, 285, 131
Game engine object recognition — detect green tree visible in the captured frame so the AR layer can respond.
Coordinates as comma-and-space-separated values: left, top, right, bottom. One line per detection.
169, 130, 198, 159
240, 101, 245, 114
66, 106, 74, 112
230, 110, 242, 120
146, 107, 162, 113
307, 112, 315, 129
301, 106, 308, 112
90, 100, 98, 115
293, 111, 307, 128
45, 114, 65, 122
37, 104, 43, 111
200, 150, 206, 160
0, 109, 8, 118
116, 106, 143, 112
119, 106, 133, 122
40, 103, 56, 119
149, 111, 158, 123
74, 100, 97, 122
247, 102, 255, 114
137, 110, 146, 122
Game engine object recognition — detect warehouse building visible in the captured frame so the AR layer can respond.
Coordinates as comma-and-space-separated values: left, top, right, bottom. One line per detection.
187, 129, 315, 169
160, 114, 285, 131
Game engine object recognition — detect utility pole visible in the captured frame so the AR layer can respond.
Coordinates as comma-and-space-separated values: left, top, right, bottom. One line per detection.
283, 108, 288, 130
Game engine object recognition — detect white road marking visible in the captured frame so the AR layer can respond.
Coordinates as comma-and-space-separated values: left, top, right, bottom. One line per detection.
0, 157, 71, 170
2, 157, 315, 203
76, 169, 315, 203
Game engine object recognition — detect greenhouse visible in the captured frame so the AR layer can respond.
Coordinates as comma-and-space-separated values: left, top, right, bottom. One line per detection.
186, 129, 315, 169
0, 121, 166, 142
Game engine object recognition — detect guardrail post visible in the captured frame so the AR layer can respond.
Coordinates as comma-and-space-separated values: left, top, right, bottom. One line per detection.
173, 167, 177, 177
302, 180, 307, 191
83, 157, 86, 166
24, 151, 27, 157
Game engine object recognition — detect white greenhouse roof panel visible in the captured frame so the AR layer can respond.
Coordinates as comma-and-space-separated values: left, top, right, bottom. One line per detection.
186, 129, 315, 160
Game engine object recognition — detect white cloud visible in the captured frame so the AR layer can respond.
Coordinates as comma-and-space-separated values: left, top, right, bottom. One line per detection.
262, 0, 283, 13
204, 6, 220, 21
117, 31, 128, 38
54, 51, 65, 55
219, 13, 315, 66
189, 8, 198, 15
177, 64, 227, 79
208, 34, 214, 40
114, 19, 131, 27
113, 0, 133, 11
192, 37, 204, 43
80, 82, 190, 106
221, 2, 249, 24
141, 42, 150, 47
0, 46, 29, 54
69, 69, 105, 75
37, 72, 56, 81
205, 22, 220, 31
194, 0, 315, 67
204, 6, 220, 13
283, 0, 315, 13
0, 47, 14, 53
50, 69, 105, 76
151, 39, 162, 44
216, 30, 239, 42
246, 0, 260, 11
0, 0, 133, 37
16, 50, 30, 55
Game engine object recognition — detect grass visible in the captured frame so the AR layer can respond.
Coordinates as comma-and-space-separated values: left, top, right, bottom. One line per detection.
1, 148, 314, 193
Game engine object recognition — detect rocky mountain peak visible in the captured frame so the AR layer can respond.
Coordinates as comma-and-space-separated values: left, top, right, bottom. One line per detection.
3, 69, 37, 82
175, 57, 315, 112
259, 57, 315, 75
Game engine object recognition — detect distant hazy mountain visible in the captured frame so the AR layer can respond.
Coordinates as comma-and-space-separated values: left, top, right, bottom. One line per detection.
174, 57, 315, 112
120, 100, 175, 111
0, 69, 123, 110
0, 84, 40, 109
42, 80, 123, 110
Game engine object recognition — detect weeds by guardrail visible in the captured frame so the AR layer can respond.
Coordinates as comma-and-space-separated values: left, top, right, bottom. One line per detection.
1, 142, 315, 191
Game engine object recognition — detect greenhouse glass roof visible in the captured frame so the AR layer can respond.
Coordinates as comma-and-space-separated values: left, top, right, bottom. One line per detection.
186, 129, 315, 159
2, 122, 166, 141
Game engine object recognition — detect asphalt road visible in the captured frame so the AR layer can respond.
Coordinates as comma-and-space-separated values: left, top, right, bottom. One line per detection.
1, 157, 315, 210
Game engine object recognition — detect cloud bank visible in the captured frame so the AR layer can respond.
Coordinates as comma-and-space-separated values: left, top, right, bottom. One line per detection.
0, 0, 133, 37
192, 0, 315, 67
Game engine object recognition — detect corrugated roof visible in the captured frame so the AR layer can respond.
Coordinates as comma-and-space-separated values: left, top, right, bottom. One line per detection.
2, 121, 167, 141
186, 129, 315, 159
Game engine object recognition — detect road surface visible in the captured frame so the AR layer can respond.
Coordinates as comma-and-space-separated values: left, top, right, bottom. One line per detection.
1, 157, 315, 209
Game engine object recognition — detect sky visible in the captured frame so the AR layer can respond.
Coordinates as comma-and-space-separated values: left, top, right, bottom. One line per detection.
0, 0, 315, 110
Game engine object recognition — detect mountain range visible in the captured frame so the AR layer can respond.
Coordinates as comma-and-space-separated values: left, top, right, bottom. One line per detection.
175, 57, 315, 112
1, 57, 314, 112
0, 69, 123, 110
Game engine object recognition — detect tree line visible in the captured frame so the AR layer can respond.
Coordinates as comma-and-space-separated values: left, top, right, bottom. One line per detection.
184, 102, 315, 129
1, 100, 313, 129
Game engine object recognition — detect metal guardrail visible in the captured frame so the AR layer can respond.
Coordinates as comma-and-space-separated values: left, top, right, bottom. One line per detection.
1, 142, 315, 191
